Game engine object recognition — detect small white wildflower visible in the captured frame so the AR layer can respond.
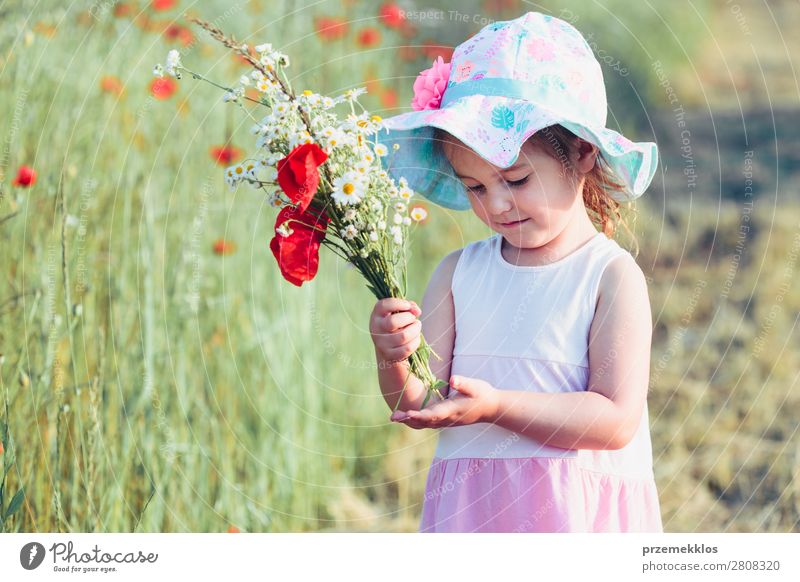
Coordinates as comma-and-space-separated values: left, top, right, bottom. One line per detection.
374, 143, 388, 157
402, 216, 412, 226
255, 43, 273, 53
152, 63, 164, 78
360, 149, 376, 164
371, 200, 383, 212
340, 224, 359, 239
369, 231, 379, 242
377, 220, 387, 230
393, 143, 400, 150
165, 49, 182, 78
354, 160, 371, 179
399, 186, 414, 200
344, 87, 368, 101
239, 74, 251, 86
344, 208, 357, 221
393, 212, 403, 225
268, 193, 284, 208
322, 96, 335, 109
410, 206, 428, 222
394, 202, 406, 212
277, 222, 294, 237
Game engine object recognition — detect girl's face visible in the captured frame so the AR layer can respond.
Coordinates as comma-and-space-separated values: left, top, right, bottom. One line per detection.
441, 134, 598, 249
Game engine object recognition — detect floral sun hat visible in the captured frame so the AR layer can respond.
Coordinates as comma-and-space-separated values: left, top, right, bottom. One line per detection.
377, 11, 659, 211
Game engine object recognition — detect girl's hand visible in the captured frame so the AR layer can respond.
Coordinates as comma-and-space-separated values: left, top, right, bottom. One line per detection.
390, 375, 500, 429
369, 298, 422, 364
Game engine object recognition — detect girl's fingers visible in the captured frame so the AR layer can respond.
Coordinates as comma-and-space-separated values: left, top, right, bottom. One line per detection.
378, 298, 417, 316
385, 311, 417, 332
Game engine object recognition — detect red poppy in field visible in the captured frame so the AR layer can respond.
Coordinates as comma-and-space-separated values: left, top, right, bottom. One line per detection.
269, 205, 330, 287
381, 88, 398, 108
100, 75, 124, 97
151, 0, 177, 11
276, 143, 328, 212
357, 27, 381, 48
212, 239, 237, 256
150, 76, 177, 100
364, 75, 381, 95
315, 16, 348, 42
398, 45, 418, 62
163, 23, 194, 46
113, 3, 132, 18
12, 165, 36, 187
379, 3, 405, 28
209, 145, 242, 166
421, 42, 454, 61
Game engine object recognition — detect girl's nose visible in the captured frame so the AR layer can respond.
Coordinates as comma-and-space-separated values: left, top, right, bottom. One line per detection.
485, 188, 514, 216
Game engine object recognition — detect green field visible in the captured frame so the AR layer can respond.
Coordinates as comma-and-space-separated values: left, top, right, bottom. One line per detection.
1, 0, 798, 532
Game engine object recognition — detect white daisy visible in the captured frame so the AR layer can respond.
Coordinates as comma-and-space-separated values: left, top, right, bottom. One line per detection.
410, 206, 428, 222
398, 186, 414, 200
394, 202, 406, 212
374, 143, 388, 157
340, 224, 359, 240
332, 172, 365, 206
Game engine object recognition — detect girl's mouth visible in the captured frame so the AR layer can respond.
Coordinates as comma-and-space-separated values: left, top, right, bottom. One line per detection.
497, 218, 529, 228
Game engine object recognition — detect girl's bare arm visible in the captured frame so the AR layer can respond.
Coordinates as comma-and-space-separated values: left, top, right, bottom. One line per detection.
371, 249, 461, 411
486, 254, 652, 450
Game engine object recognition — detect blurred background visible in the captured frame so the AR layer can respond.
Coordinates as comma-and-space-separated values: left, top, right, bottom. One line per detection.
0, 0, 798, 532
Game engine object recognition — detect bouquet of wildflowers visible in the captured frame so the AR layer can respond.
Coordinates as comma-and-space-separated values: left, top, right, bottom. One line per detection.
153, 20, 447, 407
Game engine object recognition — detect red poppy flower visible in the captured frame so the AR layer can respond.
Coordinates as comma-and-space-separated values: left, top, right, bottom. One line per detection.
209, 145, 242, 166
379, 3, 405, 29
152, 0, 176, 11
113, 3, 132, 18
357, 27, 381, 48
227, 526, 240, 533
212, 239, 237, 256
315, 16, 348, 42
163, 23, 194, 46
12, 165, 36, 187
398, 45, 418, 62
421, 43, 454, 62
269, 206, 329, 287
276, 143, 328, 212
380, 88, 398, 108
150, 76, 177, 100
100, 75, 124, 96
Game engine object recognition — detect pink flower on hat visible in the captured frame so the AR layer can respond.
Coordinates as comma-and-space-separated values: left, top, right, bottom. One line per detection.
411, 56, 451, 111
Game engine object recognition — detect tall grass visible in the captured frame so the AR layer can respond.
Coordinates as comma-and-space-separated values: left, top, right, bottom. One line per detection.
0, 0, 797, 533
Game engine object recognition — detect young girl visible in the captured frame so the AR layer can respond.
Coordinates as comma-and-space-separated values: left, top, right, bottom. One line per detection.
370, 11, 662, 532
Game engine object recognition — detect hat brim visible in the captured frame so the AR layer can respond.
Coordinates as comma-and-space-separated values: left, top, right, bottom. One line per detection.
376, 95, 658, 211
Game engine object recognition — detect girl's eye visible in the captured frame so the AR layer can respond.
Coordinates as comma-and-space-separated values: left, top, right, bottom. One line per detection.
507, 175, 530, 187
465, 175, 530, 194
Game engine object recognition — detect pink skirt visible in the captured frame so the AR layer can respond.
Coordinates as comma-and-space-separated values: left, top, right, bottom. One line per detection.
420, 456, 663, 533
